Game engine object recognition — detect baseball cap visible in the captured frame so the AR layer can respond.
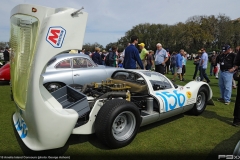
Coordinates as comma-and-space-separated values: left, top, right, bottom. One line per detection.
138, 43, 145, 47
222, 45, 230, 51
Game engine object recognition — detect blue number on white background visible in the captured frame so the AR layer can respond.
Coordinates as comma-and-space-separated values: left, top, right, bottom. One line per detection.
156, 93, 169, 111
173, 90, 185, 107
162, 92, 177, 110
156, 90, 186, 112
15, 118, 28, 139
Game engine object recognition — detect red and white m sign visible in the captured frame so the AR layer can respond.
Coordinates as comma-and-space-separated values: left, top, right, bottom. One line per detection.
46, 26, 66, 48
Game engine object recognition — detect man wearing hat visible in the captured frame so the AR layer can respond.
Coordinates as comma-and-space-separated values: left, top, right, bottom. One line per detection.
216, 45, 237, 105
138, 43, 148, 69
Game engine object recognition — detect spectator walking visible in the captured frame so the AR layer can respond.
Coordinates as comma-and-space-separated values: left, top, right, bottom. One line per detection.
138, 43, 148, 69
172, 49, 184, 81
123, 36, 143, 69
215, 52, 221, 79
210, 51, 217, 76
107, 46, 118, 67
3, 47, 10, 65
182, 52, 187, 78
101, 50, 106, 65
146, 50, 154, 70
92, 47, 102, 65
199, 48, 210, 83
233, 46, 240, 126
192, 50, 201, 80
216, 45, 236, 105
165, 49, 171, 74
154, 43, 168, 75
170, 52, 176, 75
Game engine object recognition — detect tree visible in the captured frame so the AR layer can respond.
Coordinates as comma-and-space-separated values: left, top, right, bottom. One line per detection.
112, 14, 240, 54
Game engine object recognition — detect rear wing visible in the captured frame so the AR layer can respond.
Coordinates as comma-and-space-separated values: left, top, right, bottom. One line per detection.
10, 4, 88, 150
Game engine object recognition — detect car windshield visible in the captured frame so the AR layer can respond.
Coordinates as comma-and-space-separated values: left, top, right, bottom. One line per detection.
112, 71, 145, 85
141, 71, 172, 89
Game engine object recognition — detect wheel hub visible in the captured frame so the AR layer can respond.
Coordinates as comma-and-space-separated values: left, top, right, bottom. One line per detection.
196, 92, 206, 111
112, 111, 136, 141
113, 115, 127, 133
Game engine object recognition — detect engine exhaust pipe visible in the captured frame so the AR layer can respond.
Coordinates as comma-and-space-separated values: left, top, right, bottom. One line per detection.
146, 97, 154, 114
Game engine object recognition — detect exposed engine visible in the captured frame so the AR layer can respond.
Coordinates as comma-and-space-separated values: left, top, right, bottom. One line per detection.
79, 78, 157, 112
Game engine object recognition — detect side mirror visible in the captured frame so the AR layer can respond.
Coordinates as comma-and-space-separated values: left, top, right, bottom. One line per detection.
153, 84, 165, 90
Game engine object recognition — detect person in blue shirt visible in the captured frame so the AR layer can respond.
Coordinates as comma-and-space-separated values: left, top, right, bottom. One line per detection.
123, 36, 143, 69
199, 48, 210, 83
172, 49, 184, 81
170, 52, 177, 75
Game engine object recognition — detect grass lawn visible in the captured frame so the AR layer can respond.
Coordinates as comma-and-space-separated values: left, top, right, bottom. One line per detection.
0, 61, 240, 160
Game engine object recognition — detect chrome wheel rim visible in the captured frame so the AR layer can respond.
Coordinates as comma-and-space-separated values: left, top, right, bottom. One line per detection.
196, 92, 206, 111
112, 111, 136, 141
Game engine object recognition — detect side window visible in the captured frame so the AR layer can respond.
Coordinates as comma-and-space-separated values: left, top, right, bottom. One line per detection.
55, 59, 71, 68
73, 58, 90, 68
86, 59, 95, 67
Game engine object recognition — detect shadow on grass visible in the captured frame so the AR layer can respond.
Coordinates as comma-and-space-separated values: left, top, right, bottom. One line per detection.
12, 114, 109, 156
200, 110, 233, 125
12, 115, 69, 156
138, 114, 184, 133
206, 130, 240, 160
12, 113, 187, 155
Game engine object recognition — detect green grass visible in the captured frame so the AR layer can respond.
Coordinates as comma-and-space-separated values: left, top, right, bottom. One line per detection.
0, 61, 240, 160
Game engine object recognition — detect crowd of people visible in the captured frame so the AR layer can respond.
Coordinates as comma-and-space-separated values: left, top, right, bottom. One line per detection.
77, 35, 240, 127
1, 35, 240, 127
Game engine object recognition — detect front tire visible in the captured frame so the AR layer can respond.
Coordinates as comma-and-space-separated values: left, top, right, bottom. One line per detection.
95, 99, 141, 149
190, 86, 208, 116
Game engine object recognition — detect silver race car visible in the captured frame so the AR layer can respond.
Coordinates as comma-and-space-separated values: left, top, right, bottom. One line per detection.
42, 53, 122, 92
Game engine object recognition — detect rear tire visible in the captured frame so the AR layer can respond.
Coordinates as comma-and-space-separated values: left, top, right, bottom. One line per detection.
190, 86, 208, 116
95, 99, 141, 149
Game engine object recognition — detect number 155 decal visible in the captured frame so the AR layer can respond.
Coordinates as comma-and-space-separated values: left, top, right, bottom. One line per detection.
156, 90, 186, 112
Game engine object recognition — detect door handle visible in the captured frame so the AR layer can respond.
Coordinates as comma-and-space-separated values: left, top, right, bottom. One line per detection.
74, 74, 80, 76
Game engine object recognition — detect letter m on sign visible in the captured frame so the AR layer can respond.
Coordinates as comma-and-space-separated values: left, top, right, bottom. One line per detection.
48, 30, 60, 44
46, 26, 66, 48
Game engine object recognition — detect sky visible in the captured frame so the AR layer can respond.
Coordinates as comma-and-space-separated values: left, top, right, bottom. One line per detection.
0, 0, 239, 47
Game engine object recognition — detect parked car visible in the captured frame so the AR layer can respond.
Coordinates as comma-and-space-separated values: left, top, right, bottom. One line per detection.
15, 69, 214, 150
0, 62, 10, 81
42, 53, 123, 92
1, 54, 123, 92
